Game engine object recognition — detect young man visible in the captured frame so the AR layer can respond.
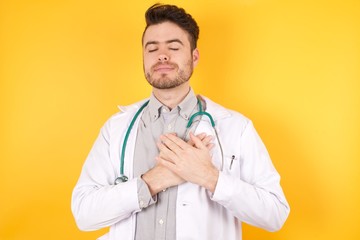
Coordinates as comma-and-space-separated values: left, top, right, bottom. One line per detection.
72, 4, 290, 240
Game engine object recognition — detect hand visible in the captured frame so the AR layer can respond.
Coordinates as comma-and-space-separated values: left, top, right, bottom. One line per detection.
142, 133, 216, 196
157, 132, 219, 193
186, 132, 214, 150
164, 132, 214, 150
141, 163, 184, 196
158, 132, 214, 157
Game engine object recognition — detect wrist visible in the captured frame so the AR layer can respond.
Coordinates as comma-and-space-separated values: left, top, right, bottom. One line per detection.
141, 171, 163, 196
202, 167, 219, 193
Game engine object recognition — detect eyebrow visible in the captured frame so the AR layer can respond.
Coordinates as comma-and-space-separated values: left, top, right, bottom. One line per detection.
144, 39, 184, 48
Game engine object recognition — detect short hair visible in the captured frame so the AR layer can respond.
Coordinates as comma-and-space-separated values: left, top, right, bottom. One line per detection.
143, 3, 200, 50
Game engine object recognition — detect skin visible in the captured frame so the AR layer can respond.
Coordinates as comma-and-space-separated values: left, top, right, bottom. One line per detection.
141, 21, 219, 196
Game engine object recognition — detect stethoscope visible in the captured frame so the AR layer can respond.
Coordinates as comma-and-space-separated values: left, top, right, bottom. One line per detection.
114, 97, 224, 185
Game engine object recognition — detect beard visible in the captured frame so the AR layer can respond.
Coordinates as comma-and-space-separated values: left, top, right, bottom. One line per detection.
145, 60, 193, 89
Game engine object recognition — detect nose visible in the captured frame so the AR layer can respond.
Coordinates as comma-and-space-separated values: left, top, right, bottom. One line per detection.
158, 54, 169, 62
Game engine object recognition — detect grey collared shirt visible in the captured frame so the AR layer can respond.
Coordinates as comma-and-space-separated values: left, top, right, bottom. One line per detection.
133, 89, 199, 240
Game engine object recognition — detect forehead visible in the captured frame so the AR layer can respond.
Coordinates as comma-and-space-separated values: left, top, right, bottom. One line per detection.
143, 21, 191, 47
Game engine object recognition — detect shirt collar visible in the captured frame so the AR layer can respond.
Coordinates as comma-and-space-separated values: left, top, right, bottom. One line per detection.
178, 88, 198, 120
148, 88, 198, 122
148, 94, 162, 121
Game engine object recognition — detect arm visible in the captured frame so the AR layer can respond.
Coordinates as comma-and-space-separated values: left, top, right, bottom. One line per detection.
157, 121, 289, 232
71, 123, 140, 231
211, 121, 290, 231
142, 133, 215, 196
71, 127, 214, 230
156, 132, 218, 192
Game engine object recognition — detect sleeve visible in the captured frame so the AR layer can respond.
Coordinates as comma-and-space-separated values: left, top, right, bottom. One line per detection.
211, 120, 290, 232
71, 120, 141, 231
137, 178, 157, 209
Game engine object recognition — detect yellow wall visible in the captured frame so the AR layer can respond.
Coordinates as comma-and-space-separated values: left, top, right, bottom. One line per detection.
1, 0, 359, 239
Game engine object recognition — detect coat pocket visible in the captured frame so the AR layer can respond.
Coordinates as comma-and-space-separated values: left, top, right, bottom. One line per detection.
223, 154, 240, 177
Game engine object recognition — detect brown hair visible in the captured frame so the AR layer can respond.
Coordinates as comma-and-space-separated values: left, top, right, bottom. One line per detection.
143, 3, 200, 50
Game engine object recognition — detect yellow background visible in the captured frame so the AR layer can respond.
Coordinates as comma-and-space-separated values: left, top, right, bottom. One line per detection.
1, 0, 359, 239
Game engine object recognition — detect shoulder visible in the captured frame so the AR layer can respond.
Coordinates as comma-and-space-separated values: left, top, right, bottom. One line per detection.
202, 96, 250, 125
202, 96, 258, 139
103, 98, 149, 129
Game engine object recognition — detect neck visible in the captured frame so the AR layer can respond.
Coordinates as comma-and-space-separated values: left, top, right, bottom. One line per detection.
152, 83, 191, 110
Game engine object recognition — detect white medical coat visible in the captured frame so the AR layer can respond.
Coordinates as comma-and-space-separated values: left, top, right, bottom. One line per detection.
71, 96, 290, 240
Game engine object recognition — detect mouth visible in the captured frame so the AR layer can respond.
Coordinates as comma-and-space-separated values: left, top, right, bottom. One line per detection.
153, 64, 176, 73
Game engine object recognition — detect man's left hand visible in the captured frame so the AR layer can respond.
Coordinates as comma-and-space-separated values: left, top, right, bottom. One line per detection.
156, 132, 219, 193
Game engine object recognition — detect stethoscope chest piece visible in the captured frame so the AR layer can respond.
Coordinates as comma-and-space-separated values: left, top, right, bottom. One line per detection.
114, 175, 128, 185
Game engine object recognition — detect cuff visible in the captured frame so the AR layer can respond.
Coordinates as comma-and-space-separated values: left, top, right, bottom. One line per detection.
137, 178, 157, 209
210, 171, 234, 207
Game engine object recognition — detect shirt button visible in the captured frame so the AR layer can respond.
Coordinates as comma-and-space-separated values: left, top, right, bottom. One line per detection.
159, 219, 164, 225
139, 200, 144, 207
167, 124, 172, 130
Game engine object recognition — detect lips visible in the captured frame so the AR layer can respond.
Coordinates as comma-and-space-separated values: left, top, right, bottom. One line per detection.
153, 63, 177, 72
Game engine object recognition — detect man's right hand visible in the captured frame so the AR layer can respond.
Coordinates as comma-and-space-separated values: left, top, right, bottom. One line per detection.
141, 132, 214, 196
141, 163, 184, 196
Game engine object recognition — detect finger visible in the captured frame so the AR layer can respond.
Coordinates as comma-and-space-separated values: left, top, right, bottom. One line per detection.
161, 133, 189, 151
187, 139, 195, 147
157, 141, 178, 162
158, 156, 179, 174
187, 132, 206, 146
156, 156, 175, 166
195, 132, 207, 140
206, 143, 215, 151
189, 132, 207, 150
187, 132, 202, 146
202, 135, 214, 146
187, 138, 195, 146
159, 135, 182, 153
188, 133, 212, 147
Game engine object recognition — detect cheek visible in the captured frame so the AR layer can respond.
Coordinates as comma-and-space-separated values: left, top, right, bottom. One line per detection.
143, 56, 153, 72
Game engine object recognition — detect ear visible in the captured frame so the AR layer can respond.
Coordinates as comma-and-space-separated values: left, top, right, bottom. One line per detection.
192, 48, 200, 66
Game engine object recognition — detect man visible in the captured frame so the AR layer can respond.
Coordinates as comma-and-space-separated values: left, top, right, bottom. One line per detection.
72, 3, 290, 240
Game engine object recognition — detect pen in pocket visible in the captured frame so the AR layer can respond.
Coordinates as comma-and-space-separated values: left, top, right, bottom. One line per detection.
229, 155, 235, 170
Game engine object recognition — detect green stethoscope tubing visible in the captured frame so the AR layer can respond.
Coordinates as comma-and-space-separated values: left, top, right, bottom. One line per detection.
114, 97, 222, 185
186, 99, 215, 128
116, 100, 150, 184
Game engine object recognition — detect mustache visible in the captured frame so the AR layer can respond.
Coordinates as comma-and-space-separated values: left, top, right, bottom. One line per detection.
151, 62, 178, 70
